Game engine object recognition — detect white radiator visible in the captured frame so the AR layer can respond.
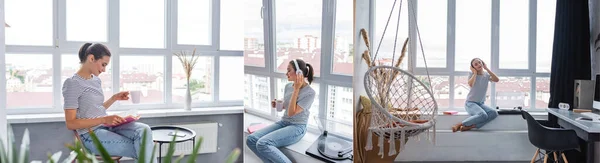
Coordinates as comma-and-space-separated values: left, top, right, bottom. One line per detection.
157, 122, 219, 156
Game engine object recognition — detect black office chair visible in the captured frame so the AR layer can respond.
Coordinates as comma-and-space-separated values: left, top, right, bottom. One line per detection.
522, 111, 579, 163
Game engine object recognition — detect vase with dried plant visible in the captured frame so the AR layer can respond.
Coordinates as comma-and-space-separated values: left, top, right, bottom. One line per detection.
173, 48, 200, 111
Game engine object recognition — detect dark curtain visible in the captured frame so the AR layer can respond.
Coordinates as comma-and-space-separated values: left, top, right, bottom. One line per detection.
547, 0, 590, 162
548, 0, 591, 112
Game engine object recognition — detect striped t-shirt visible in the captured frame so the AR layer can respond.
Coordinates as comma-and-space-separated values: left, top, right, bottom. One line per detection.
62, 74, 108, 135
281, 83, 316, 124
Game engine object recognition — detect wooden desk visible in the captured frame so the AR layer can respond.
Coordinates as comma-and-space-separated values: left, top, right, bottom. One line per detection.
547, 108, 600, 163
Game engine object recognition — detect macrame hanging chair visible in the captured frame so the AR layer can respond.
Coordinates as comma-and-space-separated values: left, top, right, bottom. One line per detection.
360, 0, 438, 157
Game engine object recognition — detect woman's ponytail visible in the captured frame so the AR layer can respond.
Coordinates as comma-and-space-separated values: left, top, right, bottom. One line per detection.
78, 43, 93, 64
77, 43, 111, 64
306, 63, 314, 84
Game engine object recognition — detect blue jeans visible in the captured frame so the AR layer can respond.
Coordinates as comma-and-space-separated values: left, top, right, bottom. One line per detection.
80, 122, 157, 163
246, 121, 307, 163
462, 101, 498, 128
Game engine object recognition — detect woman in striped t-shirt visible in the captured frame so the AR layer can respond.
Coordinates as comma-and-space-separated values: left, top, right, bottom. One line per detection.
62, 43, 156, 163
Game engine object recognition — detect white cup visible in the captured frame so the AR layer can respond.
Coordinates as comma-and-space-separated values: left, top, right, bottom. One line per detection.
275, 100, 284, 112
130, 91, 141, 104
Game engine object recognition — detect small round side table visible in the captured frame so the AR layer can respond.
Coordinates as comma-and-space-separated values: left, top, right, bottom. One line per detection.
150, 126, 196, 163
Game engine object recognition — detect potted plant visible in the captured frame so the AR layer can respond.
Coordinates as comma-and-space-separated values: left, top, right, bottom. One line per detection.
173, 48, 201, 111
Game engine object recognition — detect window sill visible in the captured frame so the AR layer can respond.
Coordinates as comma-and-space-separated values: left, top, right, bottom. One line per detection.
436, 111, 548, 116
7, 106, 244, 124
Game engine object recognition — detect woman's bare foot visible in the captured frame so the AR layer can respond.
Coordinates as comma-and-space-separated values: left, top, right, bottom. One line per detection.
459, 124, 476, 131
451, 123, 462, 132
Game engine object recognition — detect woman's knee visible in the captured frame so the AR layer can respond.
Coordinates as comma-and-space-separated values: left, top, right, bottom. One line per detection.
476, 111, 489, 119
256, 138, 275, 150
247, 134, 259, 145
487, 111, 498, 119
134, 123, 152, 136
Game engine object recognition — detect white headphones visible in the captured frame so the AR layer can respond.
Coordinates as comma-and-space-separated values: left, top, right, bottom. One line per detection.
293, 59, 311, 84
292, 59, 303, 75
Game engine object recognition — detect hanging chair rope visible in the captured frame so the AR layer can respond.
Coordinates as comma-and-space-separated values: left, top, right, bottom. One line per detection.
371, 0, 432, 91
362, 0, 439, 157
391, 0, 404, 68
373, 0, 399, 61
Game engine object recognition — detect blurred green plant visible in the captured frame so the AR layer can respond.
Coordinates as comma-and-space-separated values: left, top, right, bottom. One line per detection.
0, 126, 241, 163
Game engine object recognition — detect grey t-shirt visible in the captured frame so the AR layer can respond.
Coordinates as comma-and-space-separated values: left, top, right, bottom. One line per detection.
281, 83, 316, 124
62, 74, 108, 135
466, 72, 491, 103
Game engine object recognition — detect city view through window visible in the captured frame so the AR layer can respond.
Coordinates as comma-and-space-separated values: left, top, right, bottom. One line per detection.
5, 0, 240, 111
244, 0, 354, 137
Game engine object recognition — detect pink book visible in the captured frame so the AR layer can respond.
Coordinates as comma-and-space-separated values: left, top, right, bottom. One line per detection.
104, 116, 140, 127
443, 111, 458, 115
247, 123, 269, 134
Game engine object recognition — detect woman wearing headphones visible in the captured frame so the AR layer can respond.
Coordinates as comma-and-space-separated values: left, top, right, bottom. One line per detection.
246, 59, 316, 163
452, 58, 500, 132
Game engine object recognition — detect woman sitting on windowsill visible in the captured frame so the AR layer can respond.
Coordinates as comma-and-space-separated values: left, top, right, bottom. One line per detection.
452, 58, 500, 132
246, 59, 316, 163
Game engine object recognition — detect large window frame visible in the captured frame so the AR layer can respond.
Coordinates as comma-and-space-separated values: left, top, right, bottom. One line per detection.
244, 0, 353, 139
3, 0, 244, 115
369, 0, 551, 112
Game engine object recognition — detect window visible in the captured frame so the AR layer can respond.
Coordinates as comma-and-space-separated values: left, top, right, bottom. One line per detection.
6, 54, 53, 108
244, 0, 266, 67
66, 0, 107, 42
307, 83, 321, 128
371, 0, 551, 112
327, 86, 352, 123
416, 75, 450, 110
332, 0, 353, 75
455, 0, 491, 71
499, 0, 529, 69
327, 86, 352, 138
495, 77, 531, 108
4, 0, 242, 114
119, 56, 165, 104
245, 0, 350, 140
536, 0, 556, 73
5, 0, 53, 46
178, 0, 211, 45
245, 74, 271, 114
120, 0, 165, 48
453, 75, 491, 109
276, 78, 288, 101
219, 57, 244, 101
172, 57, 213, 103
275, 0, 322, 76
220, 0, 244, 50
535, 77, 550, 109
61, 54, 113, 103
416, 0, 447, 68
374, 0, 409, 70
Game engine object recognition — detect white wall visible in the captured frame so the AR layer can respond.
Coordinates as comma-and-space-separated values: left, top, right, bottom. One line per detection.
352, 0, 370, 160
353, 0, 370, 113
1, 0, 7, 147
